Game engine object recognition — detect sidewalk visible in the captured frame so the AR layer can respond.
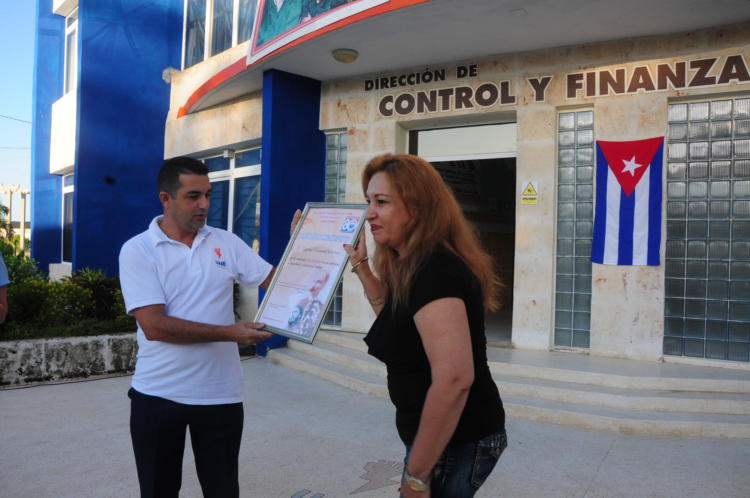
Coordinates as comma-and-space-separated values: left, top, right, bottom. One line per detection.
1, 356, 748, 498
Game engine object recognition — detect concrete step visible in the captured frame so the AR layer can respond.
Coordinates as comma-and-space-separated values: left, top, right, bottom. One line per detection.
502, 395, 750, 439
309, 333, 750, 415
315, 329, 369, 353
267, 346, 388, 400
486, 347, 750, 394
273, 330, 750, 438
287, 337, 386, 377
317, 330, 750, 393
497, 375, 750, 415
488, 359, 750, 394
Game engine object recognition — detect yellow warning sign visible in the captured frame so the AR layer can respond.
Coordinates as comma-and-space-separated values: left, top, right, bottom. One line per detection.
521, 181, 539, 205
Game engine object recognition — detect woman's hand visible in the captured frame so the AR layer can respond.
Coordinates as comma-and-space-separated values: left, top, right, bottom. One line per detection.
343, 231, 367, 268
343, 232, 385, 314
290, 209, 302, 236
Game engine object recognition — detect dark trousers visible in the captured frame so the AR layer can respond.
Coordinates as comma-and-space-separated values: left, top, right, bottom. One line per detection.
128, 388, 244, 498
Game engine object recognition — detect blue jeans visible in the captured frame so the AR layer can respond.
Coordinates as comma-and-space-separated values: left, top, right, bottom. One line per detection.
403, 430, 507, 497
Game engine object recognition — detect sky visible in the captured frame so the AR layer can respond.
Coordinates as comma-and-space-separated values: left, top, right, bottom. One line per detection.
0, 1, 35, 221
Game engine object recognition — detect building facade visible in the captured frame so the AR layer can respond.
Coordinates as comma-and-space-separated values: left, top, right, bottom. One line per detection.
32, 0, 183, 279
33, 0, 750, 363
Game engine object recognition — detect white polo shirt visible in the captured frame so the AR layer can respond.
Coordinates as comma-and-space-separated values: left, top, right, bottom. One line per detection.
119, 216, 272, 405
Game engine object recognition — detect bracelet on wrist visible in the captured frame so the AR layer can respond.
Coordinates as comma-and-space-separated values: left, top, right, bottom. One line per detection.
403, 468, 429, 492
367, 295, 385, 306
350, 256, 369, 272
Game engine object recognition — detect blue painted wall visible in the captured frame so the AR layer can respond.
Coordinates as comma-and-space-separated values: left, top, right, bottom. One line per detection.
73, 0, 183, 275
257, 69, 326, 355
31, 0, 64, 273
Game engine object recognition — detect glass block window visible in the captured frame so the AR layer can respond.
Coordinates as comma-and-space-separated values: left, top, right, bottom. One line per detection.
323, 132, 348, 327
555, 110, 594, 348
325, 132, 348, 202
664, 97, 750, 362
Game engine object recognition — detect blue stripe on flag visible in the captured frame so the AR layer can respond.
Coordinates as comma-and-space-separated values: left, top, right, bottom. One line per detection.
591, 144, 608, 264
647, 142, 664, 265
618, 186, 635, 265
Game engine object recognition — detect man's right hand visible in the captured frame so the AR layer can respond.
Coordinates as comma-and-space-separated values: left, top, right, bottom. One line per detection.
231, 322, 274, 344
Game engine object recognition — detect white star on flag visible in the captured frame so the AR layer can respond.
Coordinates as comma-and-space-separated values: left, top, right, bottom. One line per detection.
621, 156, 642, 176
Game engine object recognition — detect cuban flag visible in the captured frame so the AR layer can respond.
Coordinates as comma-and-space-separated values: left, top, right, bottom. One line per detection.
591, 137, 664, 266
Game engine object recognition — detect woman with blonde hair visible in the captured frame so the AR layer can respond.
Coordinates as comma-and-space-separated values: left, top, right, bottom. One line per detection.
344, 153, 506, 497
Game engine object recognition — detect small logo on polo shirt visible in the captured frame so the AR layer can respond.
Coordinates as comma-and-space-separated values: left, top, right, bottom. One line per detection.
214, 247, 226, 267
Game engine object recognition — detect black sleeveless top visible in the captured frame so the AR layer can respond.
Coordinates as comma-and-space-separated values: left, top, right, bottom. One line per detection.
364, 246, 505, 445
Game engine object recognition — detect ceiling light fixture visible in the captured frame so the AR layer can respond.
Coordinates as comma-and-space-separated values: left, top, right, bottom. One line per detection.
332, 48, 359, 63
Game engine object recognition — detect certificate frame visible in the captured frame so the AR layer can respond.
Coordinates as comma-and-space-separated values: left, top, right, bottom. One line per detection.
255, 202, 367, 343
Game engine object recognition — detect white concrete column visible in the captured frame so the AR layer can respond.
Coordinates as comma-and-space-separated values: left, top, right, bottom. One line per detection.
511, 105, 557, 350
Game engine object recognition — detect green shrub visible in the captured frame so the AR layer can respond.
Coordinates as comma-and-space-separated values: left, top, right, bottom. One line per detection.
64, 268, 120, 320
0, 239, 43, 284
0, 262, 137, 341
0, 238, 11, 258
5, 279, 50, 325
5, 254, 44, 283
4, 280, 94, 327
39, 281, 95, 326
113, 288, 129, 319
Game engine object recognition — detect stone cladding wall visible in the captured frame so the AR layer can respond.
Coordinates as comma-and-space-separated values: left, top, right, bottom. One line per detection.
0, 333, 137, 385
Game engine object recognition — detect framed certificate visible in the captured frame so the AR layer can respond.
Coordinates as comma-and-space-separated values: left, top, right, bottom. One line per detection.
255, 203, 367, 343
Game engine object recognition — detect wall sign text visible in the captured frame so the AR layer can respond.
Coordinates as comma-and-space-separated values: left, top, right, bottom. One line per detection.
566, 55, 749, 99
366, 55, 749, 117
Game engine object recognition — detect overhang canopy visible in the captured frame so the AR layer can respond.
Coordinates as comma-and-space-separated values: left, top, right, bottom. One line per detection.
179, 0, 750, 116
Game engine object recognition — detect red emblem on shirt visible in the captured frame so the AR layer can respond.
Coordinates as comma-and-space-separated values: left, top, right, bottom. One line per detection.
214, 248, 222, 259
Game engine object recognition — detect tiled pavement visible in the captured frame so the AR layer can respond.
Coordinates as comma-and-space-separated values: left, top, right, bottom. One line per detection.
1, 356, 749, 497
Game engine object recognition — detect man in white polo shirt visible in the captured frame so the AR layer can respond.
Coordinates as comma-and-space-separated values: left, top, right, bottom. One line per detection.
119, 157, 291, 498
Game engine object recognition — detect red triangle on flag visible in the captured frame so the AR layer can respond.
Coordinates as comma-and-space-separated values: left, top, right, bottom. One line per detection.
597, 137, 664, 196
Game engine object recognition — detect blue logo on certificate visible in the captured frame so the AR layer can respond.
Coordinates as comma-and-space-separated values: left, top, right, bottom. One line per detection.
341, 216, 359, 233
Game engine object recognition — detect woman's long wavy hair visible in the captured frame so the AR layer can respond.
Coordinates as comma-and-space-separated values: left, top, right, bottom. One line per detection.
363, 153, 501, 311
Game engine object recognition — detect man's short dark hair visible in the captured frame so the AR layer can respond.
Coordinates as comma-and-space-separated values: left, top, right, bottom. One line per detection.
157, 156, 209, 197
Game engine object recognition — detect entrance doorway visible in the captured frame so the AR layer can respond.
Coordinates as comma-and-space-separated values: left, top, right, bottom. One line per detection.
411, 123, 517, 344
